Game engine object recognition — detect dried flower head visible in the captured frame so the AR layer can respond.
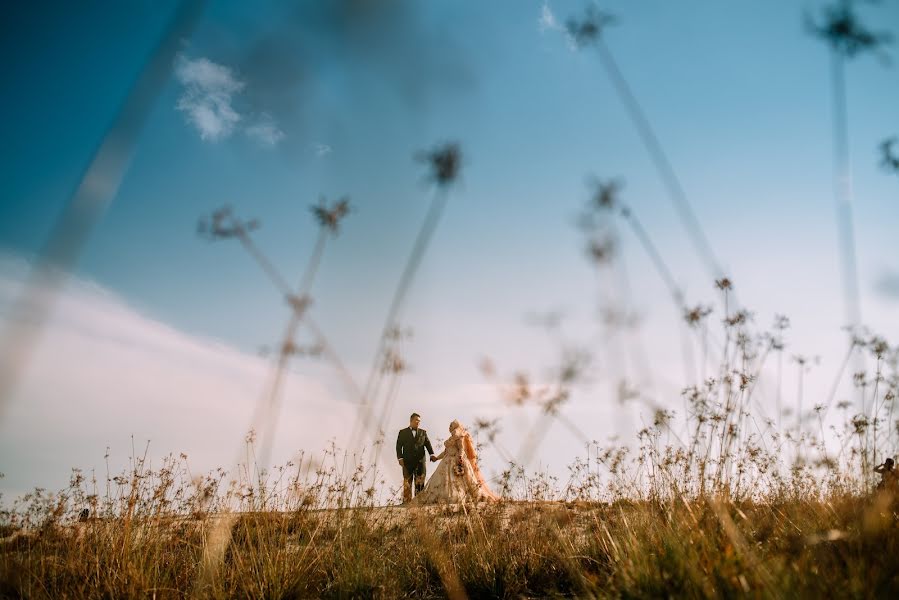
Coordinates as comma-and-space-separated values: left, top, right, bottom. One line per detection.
880, 137, 899, 174
725, 309, 752, 328
542, 389, 569, 415
684, 305, 712, 327
590, 177, 623, 210
586, 236, 616, 264
472, 418, 501, 443
381, 348, 407, 374
715, 277, 733, 291
807, 2, 892, 59
556, 346, 591, 385
417, 142, 462, 187
565, 6, 616, 49
870, 336, 890, 359
766, 333, 785, 352
851, 414, 869, 434
653, 409, 673, 428
505, 372, 533, 406
311, 196, 352, 234
286, 294, 312, 317
197, 205, 259, 241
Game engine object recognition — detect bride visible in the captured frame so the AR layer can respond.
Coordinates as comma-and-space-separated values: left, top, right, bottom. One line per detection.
412, 420, 500, 504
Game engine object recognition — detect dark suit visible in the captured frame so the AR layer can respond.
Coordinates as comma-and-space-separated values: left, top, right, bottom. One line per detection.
396, 427, 434, 501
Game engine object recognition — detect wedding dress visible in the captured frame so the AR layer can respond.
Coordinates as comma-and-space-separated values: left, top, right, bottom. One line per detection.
412, 422, 500, 504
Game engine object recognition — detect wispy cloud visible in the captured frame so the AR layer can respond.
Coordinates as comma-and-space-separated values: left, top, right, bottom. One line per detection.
175, 56, 285, 147
245, 113, 285, 147
538, 1, 561, 33
537, 2, 576, 49
0, 254, 348, 499
175, 56, 245, 141
313, 143, 333, 157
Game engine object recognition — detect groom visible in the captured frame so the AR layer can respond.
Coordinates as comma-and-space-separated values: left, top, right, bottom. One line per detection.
396, 412, 435, 502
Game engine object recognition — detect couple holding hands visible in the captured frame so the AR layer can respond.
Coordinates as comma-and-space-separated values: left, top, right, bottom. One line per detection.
395, 412, 500, 504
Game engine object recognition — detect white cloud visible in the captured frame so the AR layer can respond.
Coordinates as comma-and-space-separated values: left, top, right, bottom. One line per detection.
538, 2, 577, 50
313, 143, 332, 157
174, 56, 287, 147
538, 1, 561, 33
0, 255, 354, 500
245, 113, 286, 147
175, 56, 245, 141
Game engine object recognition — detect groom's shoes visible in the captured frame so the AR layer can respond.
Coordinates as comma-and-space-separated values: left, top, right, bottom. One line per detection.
402, 481, 413, 503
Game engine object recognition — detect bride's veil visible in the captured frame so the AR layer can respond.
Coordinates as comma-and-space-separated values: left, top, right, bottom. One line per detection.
452, 420, 489, 486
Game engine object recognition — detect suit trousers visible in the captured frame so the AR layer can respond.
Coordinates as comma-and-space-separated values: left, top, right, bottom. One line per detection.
402, 459, 426, 502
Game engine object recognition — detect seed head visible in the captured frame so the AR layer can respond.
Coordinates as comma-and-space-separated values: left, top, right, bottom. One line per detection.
869, 336, 890, 359
725, 309, 752, 328
417, 142, 462, 187
587, 236, 616, 264
311, 196, 352, 234
684, 305, 712, 327
880, 137, 899, 174
807, 3, 892, 59
590, 177, 623, 210
565, 6, 616, 49
543, 390, 569, 415
653, 409, 673, 428
472, 418, 500, 443
197, 205, 259, 241
381, 348, 407, 374
505, 372, 532, 406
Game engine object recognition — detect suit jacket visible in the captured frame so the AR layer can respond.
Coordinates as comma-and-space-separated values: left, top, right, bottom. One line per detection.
396, 427, 434, 465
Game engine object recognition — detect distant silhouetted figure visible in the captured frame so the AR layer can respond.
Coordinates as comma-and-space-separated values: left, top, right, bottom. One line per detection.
874, 458, 898, 492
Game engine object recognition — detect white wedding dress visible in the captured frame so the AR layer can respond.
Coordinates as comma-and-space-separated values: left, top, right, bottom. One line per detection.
412, 428, 500, 504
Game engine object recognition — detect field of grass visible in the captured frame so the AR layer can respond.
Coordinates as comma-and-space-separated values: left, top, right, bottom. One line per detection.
2, 428, 899, 599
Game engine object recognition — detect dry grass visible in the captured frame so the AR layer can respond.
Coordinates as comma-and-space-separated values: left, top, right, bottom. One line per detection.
2, 437, 899, 598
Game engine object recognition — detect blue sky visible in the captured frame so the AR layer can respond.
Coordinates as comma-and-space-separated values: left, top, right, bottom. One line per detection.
1, 0, 898, 498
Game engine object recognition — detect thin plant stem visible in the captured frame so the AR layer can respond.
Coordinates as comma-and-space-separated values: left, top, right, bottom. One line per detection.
830, 49, 863, 335
352, 187, 451, 448
596, 39, 724, 282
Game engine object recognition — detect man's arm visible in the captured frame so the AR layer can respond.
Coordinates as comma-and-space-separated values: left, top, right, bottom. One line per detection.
424, 432, 435, 456
396, 431, 404, 463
